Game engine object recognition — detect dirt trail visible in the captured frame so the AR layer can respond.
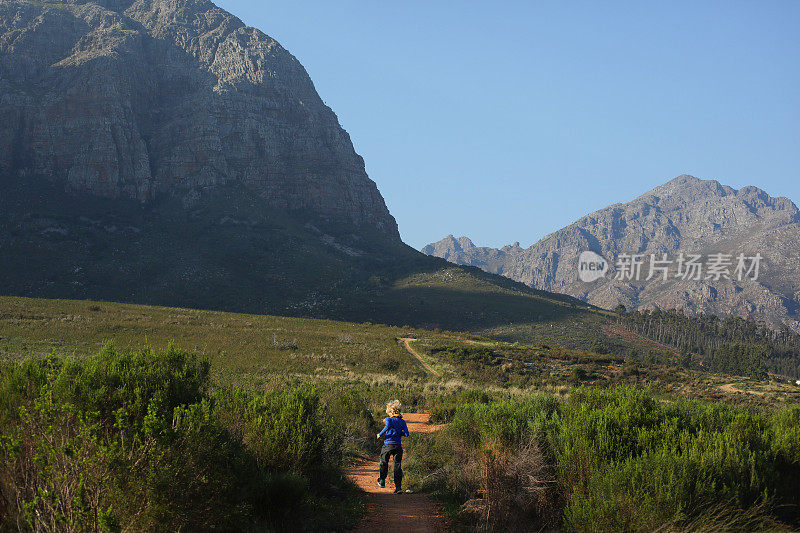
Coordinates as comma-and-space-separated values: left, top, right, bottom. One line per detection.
399, 338, 441, 377
719, 382, 766, 396
347, 412, 446, 532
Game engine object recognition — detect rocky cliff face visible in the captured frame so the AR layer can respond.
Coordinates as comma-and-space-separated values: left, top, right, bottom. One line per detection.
0, 0, 398, 236
424, 176, 800, 331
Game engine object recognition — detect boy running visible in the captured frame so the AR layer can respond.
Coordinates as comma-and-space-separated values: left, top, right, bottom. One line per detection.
376, 399, 409, 494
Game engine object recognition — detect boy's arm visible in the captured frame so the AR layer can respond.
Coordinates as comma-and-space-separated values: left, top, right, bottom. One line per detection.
402, 420, 409, 437
377, 418, 390, 439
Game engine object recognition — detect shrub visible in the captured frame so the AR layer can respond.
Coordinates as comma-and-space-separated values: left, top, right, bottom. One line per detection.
217, 386, 330, 478
320, 387, 378, 455
378, 352, 402, 371
408, 387, 800, 532
589, 340, 610, 355
0, 345, 253, 532
0, 346, 356, 532
411, 395, 562, 530
429, 388, 493, 424
553, 388, 800, 531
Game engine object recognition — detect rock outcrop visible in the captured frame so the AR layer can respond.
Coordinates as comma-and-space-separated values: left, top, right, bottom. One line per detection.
0, 0, 398, 237
424, 176, 800, 330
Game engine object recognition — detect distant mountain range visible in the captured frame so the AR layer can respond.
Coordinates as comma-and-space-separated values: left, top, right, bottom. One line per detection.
424, 175, 800, 332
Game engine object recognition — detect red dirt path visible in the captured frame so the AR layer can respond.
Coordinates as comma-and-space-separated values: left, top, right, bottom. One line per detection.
398, 338, 441, 377
347, 412, 447, 532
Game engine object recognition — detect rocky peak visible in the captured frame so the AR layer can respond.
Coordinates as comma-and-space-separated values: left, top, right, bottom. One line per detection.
421, 235, 476, 258
501, 241, 522, 252
0, 0, 399, 238
638, 175, 733, 205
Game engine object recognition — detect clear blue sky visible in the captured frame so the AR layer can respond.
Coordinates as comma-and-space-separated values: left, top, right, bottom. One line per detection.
217, 1, 799, 249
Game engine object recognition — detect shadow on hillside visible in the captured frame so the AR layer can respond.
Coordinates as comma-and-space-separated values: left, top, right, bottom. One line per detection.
341, 283, 595, 333
0, 177, 601, 336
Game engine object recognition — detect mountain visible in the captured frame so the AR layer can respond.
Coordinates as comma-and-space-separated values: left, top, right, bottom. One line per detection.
0, 0, 607, 344
423, 175, 800, 331
0, 0, 397, 236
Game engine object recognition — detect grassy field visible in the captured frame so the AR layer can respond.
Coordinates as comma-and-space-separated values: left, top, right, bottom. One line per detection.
0, 295, 432, 385
1, 295, 799, 407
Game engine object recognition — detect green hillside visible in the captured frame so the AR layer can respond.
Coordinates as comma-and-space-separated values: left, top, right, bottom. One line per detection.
1, 295, 798, 406
1, 177, 602, 345
0, 295, 614, 390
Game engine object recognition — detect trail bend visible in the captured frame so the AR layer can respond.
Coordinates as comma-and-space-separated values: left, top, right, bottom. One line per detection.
398, 338, 441, 377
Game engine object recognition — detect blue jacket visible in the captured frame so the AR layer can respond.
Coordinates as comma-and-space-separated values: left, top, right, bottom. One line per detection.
378, 415, 409, 446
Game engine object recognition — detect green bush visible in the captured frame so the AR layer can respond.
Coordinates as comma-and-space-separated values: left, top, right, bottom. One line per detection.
0, 346, 357, 532
554, 388, 791, 531
412, 394, 562, 530
408, 387, 800, 532
429, 388, 493, 424
320, 387, 379, 456
448, 394, 559, 449
216, 386, 331, 477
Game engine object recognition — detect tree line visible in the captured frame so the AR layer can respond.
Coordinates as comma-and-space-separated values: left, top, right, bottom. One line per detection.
614, 306, 800, 379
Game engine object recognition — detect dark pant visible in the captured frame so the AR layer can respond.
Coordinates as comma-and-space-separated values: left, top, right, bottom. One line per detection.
379, 444, 403, 489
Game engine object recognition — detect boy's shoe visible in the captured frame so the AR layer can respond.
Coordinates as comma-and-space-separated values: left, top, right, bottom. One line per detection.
377, 478, 385, 488
393, 489, 403, 494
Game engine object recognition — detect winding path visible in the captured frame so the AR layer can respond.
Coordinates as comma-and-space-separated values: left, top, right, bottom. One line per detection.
399, 338, 441, 377
347, 412, 446, 532
719, 382, 766, 396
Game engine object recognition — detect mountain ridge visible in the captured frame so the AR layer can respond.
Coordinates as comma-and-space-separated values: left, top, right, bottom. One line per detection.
423, 175, 800, 331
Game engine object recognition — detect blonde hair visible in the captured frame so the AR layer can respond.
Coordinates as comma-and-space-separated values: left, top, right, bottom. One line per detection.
386, 399, 403, 417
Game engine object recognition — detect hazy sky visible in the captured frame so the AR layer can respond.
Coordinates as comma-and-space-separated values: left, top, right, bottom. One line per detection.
216, 1, 799, 249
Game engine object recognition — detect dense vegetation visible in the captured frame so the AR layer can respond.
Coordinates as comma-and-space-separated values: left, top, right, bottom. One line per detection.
2, 297, 800, 531
707, 343, 768, 379
617, 308, 800, 378
410, 387, 800, 532
0, 345, 375, 532
427, 341, 623, 389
